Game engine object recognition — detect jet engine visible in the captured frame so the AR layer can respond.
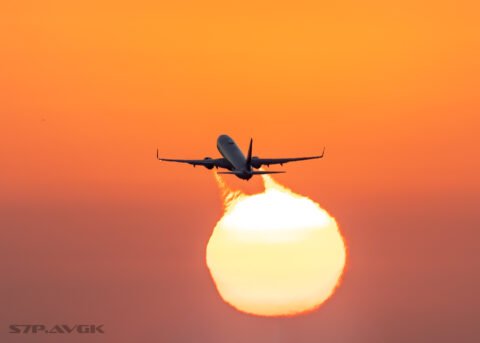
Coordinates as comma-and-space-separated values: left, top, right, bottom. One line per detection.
203, 157, 214, 169
250, 156, 261, 169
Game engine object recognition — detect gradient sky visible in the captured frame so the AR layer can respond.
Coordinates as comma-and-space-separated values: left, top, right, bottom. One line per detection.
1, 1, 479, 342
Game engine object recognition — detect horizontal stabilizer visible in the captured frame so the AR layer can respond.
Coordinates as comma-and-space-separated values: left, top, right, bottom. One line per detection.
250, 171, 285, 175
217, 171, 285, 175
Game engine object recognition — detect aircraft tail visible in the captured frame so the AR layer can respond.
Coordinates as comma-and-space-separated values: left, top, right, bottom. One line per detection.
246, 138, 253, 168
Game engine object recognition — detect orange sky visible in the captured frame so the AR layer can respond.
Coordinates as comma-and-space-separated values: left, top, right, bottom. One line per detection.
1, 1, 479, 342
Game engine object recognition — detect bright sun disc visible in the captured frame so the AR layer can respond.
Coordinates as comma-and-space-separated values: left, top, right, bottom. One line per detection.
206, 175, 347, 317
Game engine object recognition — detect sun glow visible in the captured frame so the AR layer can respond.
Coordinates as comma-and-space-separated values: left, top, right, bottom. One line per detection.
206, 174, 347, 317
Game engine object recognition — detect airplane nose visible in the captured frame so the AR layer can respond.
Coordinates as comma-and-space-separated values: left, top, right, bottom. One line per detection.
217, 134, 229, 143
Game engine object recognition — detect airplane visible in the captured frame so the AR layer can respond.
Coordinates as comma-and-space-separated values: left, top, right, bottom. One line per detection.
156, 134, 325, 180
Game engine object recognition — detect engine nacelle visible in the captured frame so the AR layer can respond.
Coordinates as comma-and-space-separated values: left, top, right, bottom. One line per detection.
203, 157, 214, 169
250, 156, 261, 169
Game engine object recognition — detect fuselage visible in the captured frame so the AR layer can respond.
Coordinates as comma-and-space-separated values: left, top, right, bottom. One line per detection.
217, 135, 252, 179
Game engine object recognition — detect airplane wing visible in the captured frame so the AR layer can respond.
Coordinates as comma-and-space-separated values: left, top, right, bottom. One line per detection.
251, 147, 325, 168
157, 149, 230, 169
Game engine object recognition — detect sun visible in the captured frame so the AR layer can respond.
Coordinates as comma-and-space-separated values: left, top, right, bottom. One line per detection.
206, 174, 347, 317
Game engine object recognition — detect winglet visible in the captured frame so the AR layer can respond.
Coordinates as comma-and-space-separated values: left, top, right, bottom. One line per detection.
320, 146, 326, 158
246, 138, 253, 168
156, 148, 160, 160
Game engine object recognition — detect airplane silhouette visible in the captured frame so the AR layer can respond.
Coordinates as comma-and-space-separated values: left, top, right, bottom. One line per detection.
157, 134, 325, 180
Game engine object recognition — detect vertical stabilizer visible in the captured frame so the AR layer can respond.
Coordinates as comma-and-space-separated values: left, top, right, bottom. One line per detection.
246, 138, 253, 168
